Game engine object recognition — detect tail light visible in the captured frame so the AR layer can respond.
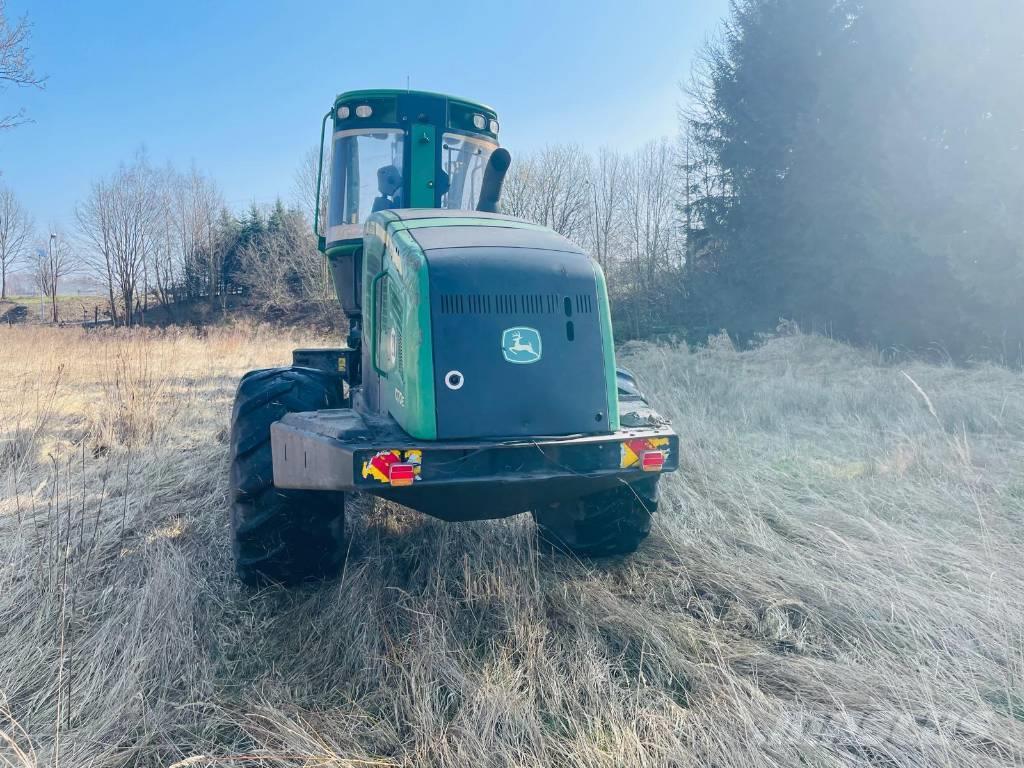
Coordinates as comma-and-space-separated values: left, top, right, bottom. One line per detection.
640, 450, 666, 472
388, 463, 417, 486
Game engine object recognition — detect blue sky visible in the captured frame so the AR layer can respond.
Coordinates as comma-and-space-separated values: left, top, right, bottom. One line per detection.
1, 0, 728, 230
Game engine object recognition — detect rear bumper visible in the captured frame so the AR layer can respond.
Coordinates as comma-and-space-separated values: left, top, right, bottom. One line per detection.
270, 406, 678, 520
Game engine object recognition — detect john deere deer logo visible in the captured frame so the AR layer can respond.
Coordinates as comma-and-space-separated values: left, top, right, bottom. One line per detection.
502, 327, 542, 364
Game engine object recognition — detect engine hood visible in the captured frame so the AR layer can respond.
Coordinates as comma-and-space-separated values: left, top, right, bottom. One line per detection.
411, 222, 615, 440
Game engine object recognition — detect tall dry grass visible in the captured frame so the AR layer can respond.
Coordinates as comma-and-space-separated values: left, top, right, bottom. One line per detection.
0, 325, 1022, 767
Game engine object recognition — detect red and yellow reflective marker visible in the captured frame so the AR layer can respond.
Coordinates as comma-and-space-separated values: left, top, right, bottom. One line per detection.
362, 449, 423, 484
620, 437, 669, 470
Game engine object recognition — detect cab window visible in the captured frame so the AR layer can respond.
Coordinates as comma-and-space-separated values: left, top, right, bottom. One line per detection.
441, 133, 497, 211
327, 129, 404, 243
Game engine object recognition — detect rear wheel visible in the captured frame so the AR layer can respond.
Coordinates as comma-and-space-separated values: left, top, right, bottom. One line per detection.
230, 366, 347, 586
533, 477, 659, 557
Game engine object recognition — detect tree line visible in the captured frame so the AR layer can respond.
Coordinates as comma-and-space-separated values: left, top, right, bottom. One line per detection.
680, 0, 1024, 361
2, 7, 329, 326
4, 0, 1020, 358
3, 138, 688, 333
502, 0, 1024, 361
0, 154, 329, 326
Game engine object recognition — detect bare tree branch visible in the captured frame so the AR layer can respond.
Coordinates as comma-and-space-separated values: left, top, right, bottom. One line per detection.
76, 154, 164, 326
0, 184, 33, 298
0, 0, 46, 131
293, 146, 327, 225
503, 144, 593, 243
35, 229, 76, 322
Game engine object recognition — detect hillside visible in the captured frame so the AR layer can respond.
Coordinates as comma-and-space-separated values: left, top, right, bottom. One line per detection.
0, 326, 1022, 767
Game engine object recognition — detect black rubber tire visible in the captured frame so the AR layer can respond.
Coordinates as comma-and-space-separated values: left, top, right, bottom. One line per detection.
533, 477, 659, 557
230, 366, 347, 586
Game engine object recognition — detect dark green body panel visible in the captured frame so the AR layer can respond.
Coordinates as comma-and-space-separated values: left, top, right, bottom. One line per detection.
360, 211, 620, 441
332, 89, 498, 142
409, 123, 437, 208
362, 212, 437, 439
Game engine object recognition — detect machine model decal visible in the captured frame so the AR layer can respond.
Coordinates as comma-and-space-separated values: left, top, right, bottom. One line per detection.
362, 449, 423, 483
620, 437, 670, 468
501, 327, 542, 364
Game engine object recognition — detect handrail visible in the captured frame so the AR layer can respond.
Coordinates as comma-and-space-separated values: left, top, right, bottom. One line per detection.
368, 270, 388, 378
313, 109, 332, 240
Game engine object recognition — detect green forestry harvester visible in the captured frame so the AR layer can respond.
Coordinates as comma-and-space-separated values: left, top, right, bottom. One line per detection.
229, 89, 678, 585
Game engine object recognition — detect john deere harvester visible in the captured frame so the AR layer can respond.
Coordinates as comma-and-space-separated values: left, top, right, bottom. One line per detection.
229, 89, 678, 584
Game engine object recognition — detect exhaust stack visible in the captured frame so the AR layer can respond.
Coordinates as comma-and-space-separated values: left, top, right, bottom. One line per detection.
476, 148, 511, 213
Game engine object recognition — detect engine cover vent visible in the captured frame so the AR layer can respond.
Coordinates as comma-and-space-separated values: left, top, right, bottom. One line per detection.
439, 293, 594, 315
440, 293, 558, 315
575, 294, 593, 314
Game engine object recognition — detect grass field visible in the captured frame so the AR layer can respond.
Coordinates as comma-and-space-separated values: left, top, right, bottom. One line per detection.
0, 325, 1022, 767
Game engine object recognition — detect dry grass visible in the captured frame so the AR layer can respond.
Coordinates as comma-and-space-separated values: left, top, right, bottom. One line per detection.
0, 325, 1022, 767
0, 296, 110, 327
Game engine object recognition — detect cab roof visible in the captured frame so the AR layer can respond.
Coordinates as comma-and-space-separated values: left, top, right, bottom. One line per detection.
333, 88, 495, 115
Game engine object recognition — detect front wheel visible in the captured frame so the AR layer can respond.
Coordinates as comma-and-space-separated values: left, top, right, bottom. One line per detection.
229, 366, 347, 586
533, 477, 659, 557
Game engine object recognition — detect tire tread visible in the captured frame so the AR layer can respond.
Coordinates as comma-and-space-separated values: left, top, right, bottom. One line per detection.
229, 366, 347, 586
533, 477, 658, 557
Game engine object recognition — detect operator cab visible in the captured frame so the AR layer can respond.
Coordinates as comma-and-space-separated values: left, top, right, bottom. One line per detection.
315, 90, 510, 351
316, 89, 503, 249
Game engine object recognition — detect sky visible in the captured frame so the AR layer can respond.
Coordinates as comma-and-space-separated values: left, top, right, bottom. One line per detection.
1, 0, 728, 232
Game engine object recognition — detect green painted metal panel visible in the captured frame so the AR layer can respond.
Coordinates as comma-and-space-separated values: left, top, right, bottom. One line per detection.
362, 213, 554, 313
331, 90, 499, 141
374, 227, 437, 440
334, 88, 496, 117
592, 262, 620, 431
387, 217, 549, 235
409, 123, 436, 208
361, 210, 612, 441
